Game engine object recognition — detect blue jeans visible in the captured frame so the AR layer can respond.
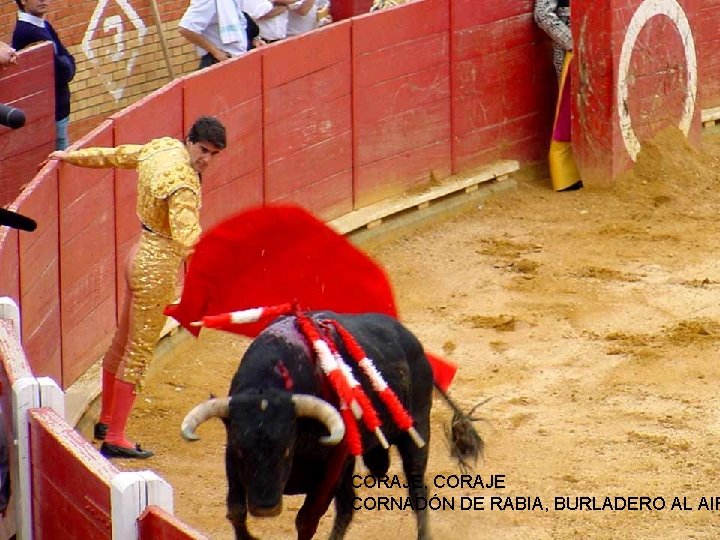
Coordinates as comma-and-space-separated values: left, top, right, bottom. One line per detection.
56, 116, 69, 150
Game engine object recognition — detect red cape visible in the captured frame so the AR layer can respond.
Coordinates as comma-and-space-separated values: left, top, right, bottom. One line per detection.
164, 205, 456, 391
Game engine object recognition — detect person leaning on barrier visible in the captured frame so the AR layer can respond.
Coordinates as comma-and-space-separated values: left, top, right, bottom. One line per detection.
48, 116, 227, 459
179, 0, 273, 70
12, 0, 76, 150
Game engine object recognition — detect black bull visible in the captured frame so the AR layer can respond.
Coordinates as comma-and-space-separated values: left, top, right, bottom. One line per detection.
181, 312, 482, 540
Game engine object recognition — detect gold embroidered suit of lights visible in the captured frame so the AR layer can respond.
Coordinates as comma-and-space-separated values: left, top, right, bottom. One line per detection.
62, 137, 202, 388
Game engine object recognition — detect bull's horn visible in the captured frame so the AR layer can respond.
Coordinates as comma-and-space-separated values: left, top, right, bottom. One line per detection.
181, 397, 231, 441
291, 395, 345, 445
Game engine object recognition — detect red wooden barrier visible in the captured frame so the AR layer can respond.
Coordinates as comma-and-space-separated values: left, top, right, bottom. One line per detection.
353, 0, 451, 207
331, 0, 373, 21
184, 53, 265, 228
15, 170, 62, 382
58, 122, 118, 386
696, 0, 720, 107
450, 0, 554, 172
0, 43, 55, 208
29, 408, 117, 539
573, 0, 702, 186
0, 227, 20, 304
138, 506, 209, 540
263, 23, 354, 219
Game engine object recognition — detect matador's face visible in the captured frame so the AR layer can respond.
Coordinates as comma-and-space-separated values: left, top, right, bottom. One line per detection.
186, 140, 223, 175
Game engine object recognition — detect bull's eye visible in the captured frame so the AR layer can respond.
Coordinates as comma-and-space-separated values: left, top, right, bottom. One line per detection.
283, 447, 290, 458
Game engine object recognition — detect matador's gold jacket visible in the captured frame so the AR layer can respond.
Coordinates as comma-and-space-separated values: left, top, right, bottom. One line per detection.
62, 137, 201, 252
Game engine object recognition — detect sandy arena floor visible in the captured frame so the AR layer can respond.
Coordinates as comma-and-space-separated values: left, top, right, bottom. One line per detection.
90, 128, 720, 539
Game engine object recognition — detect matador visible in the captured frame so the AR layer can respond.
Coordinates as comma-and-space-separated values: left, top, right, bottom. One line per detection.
50, 116, 226, 458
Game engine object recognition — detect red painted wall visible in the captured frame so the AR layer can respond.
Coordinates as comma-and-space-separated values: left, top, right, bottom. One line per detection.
0, 43, 55, 208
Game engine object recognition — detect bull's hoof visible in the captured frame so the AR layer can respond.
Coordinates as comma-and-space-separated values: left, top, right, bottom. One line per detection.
100, 442, 154, 459
94, 422, 108, 440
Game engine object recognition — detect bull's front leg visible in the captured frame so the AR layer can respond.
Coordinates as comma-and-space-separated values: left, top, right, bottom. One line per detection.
328, 460, 356, 540
226, 448, 257, 540
397, 423, 432, 540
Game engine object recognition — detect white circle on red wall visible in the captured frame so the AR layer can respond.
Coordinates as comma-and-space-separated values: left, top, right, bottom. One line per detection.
617, 0, 697, 161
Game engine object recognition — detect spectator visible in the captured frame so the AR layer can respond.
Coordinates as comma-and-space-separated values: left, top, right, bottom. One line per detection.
0, 42, 17, 67
316, 0, 332, 27
12, 0, 76, 150
369, 0, 412, 12
179, 0, 274, 70
256, 0, 297, 43
286, 0, 321, 38
48, 116, 227, 459
534, 0, 582, 191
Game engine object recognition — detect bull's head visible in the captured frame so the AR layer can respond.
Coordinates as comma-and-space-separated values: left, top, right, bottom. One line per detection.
181, 390, 344, 517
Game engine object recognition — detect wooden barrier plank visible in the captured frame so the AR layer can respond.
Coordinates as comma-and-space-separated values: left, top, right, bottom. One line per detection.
262, 22, 353, 217
264, 95, 352, 163
333, 159, 519, 234
0, 43, 55, 207
269, 169, 353, 221
263, 23, 350, 89
352, 0, 448, 54
0, 43, 54, 102
354, 64, 450, 124
451, 0, 533, 29
138, 506, 209, 540
356, 99, 450, 165
353, 0, 451, 208
183, 52, 262, 119
453, 111, 548, 170
30, 408, 115, 539
112, 80, 184, 144
15, 171, 62, 382
0, 229, 20, 301
266, 131, 352, 199
201, 172, 265, 230
265, 61, 351, 125
353, 33, 448, 87
453, 14, 536, 60
355, 139, 452, 207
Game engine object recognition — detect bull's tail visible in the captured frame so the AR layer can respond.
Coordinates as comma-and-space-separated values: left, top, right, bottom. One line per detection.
434, 384, 487, 472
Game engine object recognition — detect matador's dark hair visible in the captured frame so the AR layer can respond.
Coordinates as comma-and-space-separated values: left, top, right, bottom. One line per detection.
187, 116, 226, 150
14, 0, 24, 11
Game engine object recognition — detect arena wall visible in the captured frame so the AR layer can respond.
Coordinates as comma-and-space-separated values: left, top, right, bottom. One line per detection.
1, 0, 719, 537
0, 43, 54, 207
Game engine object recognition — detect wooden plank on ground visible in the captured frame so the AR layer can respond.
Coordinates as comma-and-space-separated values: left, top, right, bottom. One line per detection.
330, 159, 518, 234
702, 107, 720, 128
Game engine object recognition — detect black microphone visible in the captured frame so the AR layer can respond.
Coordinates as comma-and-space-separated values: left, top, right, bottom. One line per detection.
0, 208, 37, 232
0, 103, 26, 129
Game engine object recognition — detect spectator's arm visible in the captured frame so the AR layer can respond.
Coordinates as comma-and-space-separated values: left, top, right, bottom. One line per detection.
178, 27, 230, 61
49, 145, 143, 169
48, 26, 76, 83
258, 4, 289, 20
533, 0, 573, 51
290, 0, 316, 17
